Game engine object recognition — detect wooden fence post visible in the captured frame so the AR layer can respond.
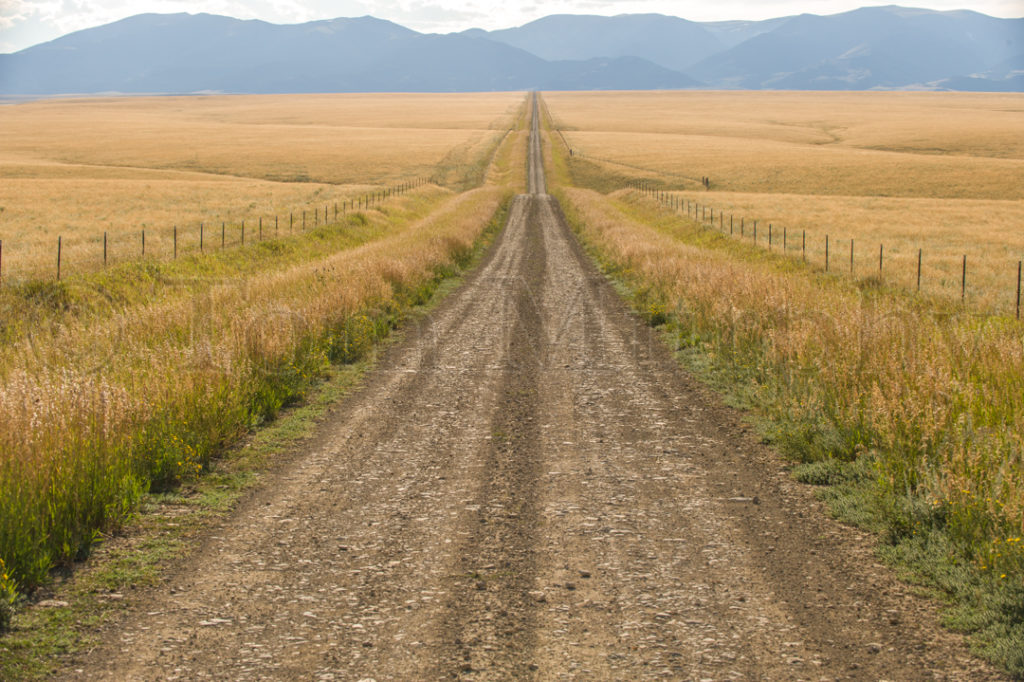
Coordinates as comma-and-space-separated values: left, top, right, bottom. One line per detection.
200, 223, 204, 252
826, 235, 830, 272
962, 255, 967, 302
769, 223, 773, 250
802, 230, 805, 261
879, 244, 883, 277
174, 226, 178, 259
57, 236, 62, 281
850, 239, 854, 275
104, 232, 108, 266
142, 229, 145, 257
242, 220, 245, 246
222, 222, 225, 248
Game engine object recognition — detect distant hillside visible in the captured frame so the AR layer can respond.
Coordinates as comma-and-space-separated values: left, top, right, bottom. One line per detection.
698, 17, 795, 49
685, 6, 1024, 89
0, 6, 1020, 95
0, 14, 419, 94
0, 12, 699, 95
469, 14, 724, 73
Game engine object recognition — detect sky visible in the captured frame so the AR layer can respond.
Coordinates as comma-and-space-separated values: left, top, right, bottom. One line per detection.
1, 0, 1022, 53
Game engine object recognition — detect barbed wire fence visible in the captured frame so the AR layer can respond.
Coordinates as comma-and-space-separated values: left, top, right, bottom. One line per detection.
551, 124, 1022, 321
0, 177, 432, 286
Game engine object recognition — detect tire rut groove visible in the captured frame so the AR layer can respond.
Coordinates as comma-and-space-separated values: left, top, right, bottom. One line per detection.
435, 196, 547, 679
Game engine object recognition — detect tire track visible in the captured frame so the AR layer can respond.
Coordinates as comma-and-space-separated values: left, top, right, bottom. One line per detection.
434, 196, 547, 679
432, 95, 550, 679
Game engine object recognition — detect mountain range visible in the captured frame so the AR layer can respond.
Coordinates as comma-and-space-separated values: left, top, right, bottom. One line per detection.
0, 6, 1021, 95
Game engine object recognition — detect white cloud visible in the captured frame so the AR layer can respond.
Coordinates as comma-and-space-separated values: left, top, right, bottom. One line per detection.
0, 0, 31, 28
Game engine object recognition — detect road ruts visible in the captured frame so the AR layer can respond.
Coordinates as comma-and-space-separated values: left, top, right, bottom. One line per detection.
67, 93, 1003, 681
527, 97, 545, 195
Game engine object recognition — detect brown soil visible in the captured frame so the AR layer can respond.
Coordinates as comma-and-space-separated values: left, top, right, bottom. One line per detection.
60, 97, 1004, 681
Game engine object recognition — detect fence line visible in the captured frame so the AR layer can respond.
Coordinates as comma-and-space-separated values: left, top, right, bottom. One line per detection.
0, 177, 430, 287
558, 134, 1022, 318
630, 179, 1023, 320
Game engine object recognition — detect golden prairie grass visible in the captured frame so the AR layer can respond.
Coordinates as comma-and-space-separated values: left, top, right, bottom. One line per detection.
545, 90, 1024, 192
0, 93, 523, 279
0, 93, 529, 593
0, 93, 523, 183
667, 191, 1024, 312
547, 91, 1024, 152
544, 91, 1024, 310
0, 173, 377, 278
561, 127, 1024, 199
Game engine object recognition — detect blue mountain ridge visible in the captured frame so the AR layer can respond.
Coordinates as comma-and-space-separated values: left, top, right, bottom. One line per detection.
0, 6, 1020, 95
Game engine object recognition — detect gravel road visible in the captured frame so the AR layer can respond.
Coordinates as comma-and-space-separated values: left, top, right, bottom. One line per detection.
67, 96, 1002, 680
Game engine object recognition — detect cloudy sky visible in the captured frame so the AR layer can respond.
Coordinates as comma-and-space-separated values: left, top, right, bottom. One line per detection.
1, 0, 1021, 52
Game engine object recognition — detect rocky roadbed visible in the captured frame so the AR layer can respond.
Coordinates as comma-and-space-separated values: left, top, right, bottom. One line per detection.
61, 101, 1002, 681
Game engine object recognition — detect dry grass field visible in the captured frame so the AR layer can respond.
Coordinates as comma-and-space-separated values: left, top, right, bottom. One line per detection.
545, 91, 1024, 311
0, 93, 522, 279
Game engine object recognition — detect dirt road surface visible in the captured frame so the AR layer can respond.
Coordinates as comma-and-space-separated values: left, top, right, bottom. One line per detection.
65, 97, 1002, 680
